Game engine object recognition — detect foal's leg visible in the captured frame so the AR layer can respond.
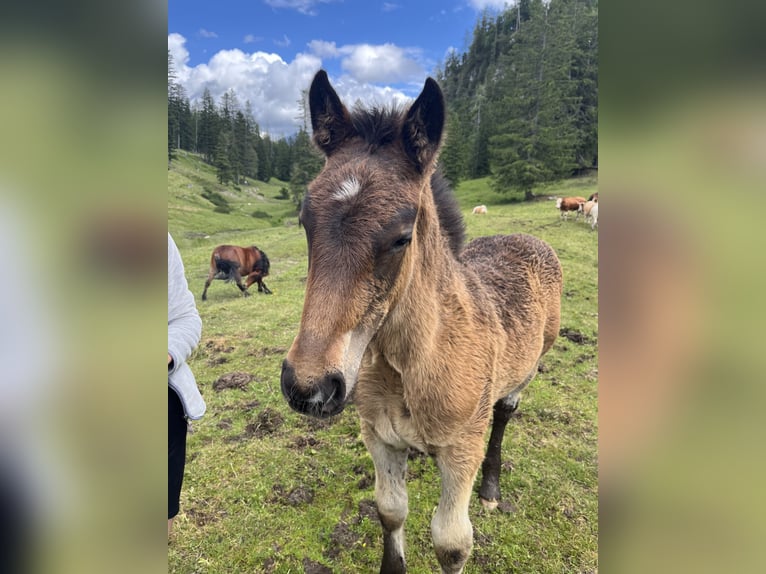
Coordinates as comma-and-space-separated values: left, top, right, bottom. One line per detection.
201, 269, 216, 301
432, 439, 484, 574
478, 391, 520, 509
246, 273, 273, 295
233, 270, 250, 297
361, 421, 408, 574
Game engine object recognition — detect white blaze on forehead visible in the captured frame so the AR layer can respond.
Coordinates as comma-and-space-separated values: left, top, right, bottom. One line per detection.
333, 177, 361, 201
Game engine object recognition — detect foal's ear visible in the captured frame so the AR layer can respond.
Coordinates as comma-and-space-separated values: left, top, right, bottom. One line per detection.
309, 70, 353, 156
402, 77, 445, 173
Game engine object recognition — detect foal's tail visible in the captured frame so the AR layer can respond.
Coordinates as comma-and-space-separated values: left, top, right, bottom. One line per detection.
213, 254, 241, 283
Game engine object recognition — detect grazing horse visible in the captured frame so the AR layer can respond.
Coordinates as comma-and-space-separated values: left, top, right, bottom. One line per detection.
201, 244, 272, 300
280, 70, 562, 574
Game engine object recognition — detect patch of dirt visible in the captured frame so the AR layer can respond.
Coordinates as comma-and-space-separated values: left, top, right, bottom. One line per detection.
302, 558, 332, 574
497, 501, 517, 514
287, 486, 314, 506
212, 371, 254, 391
576, 353, 595, 364
302, 416, 335, 432
268, 484, 314, 507
536, 408, 573, 424
244, 408, 285, 438
354, 499, 379, 524
216, 418, 232, 430
261, 557, 276, 573
184, 505, 227, 527
559, 327, 593, 345
537, 362, 549, 373
357, 475, 373, 490
203, 338, 235, 353
247, 346, 287, 358
407, 449, 427, 462
242, 399, 261, 410
324, 522, 360, 560
291, 435, 320, 449
353, 464, 374, 490
206, 356, 229, 366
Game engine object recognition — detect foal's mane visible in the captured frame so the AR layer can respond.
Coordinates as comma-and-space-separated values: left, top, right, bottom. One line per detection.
347, 104, 466, 257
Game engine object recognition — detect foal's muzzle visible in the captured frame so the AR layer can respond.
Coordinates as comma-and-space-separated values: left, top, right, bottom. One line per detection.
280, 360, 346, 418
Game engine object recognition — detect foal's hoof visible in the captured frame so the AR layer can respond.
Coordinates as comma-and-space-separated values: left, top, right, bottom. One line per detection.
480, 498, 498, 511
243, 291, 251, 297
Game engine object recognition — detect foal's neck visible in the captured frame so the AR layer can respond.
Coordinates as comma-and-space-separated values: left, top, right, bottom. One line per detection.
377, 200, 471, 367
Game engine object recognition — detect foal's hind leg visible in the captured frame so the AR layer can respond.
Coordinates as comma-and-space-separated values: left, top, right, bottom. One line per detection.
201, 270, 216, 301
361, 421, 408, 574
478, 392, 521, 509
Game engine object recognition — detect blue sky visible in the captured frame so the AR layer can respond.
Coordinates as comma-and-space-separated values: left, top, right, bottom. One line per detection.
169, 0, 510, 137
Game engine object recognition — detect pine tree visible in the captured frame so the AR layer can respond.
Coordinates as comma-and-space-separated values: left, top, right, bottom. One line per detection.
256, 135, 273, 182
198, 88, 219, 163
288, 128, 323, 207
214, 132, 233, 184
272, 139, 292, 182
489, 0, 580, 199
168, 51, 180, 163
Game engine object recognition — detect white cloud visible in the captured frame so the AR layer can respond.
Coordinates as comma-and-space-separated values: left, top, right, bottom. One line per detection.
274, 34, 291, 48
308, 41, 425, 84
243, 34, 261, 44
263, 0, 334, 16
198, 28, 218, 38
307, 40, 339, 58
339, 43, 424, 84
468, 0, 511, 10
168, 34, 417, 137
168, 33, 190, 81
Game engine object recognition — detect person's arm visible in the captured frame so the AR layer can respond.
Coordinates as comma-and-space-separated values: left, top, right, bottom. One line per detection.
168, 234, 201, 375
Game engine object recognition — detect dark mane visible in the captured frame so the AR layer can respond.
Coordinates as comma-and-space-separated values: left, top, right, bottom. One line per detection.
348, 104, 405, 152
431, 170, 465, 256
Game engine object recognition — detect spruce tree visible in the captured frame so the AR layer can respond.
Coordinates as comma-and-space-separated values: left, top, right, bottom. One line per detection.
489, 0, 580, 199
288, 128, 323, 207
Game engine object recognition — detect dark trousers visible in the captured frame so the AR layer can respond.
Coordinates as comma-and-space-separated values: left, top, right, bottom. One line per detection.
168, 387, 188, 519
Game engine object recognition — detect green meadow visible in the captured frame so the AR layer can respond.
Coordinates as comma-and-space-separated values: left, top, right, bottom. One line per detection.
168, 150, 598, 573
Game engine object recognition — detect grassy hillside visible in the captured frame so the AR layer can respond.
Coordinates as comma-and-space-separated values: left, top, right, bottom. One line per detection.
168, 157, 598, 573
168, 150, 300, 237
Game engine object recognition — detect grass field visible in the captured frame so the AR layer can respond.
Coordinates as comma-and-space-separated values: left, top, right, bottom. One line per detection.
168, 151, 598, 573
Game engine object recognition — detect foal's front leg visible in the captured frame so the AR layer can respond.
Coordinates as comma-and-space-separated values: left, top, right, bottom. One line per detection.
361, 421, 409, 574
432, 439, 484, 574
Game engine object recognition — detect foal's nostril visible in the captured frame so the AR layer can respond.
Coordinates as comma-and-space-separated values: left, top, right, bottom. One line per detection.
326, 372, 346, 402
280, 360, 348, 418
280, 360, 296, 400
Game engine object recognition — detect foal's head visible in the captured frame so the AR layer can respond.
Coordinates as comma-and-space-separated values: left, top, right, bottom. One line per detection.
281, 70, 455, 418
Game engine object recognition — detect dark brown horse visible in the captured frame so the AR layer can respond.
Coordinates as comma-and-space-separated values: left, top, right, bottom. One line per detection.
201, 245, 271, 301
280, 71, 562, 573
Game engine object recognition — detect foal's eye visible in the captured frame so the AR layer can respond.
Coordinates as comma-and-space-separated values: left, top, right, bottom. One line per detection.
391, 233, 412, 251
